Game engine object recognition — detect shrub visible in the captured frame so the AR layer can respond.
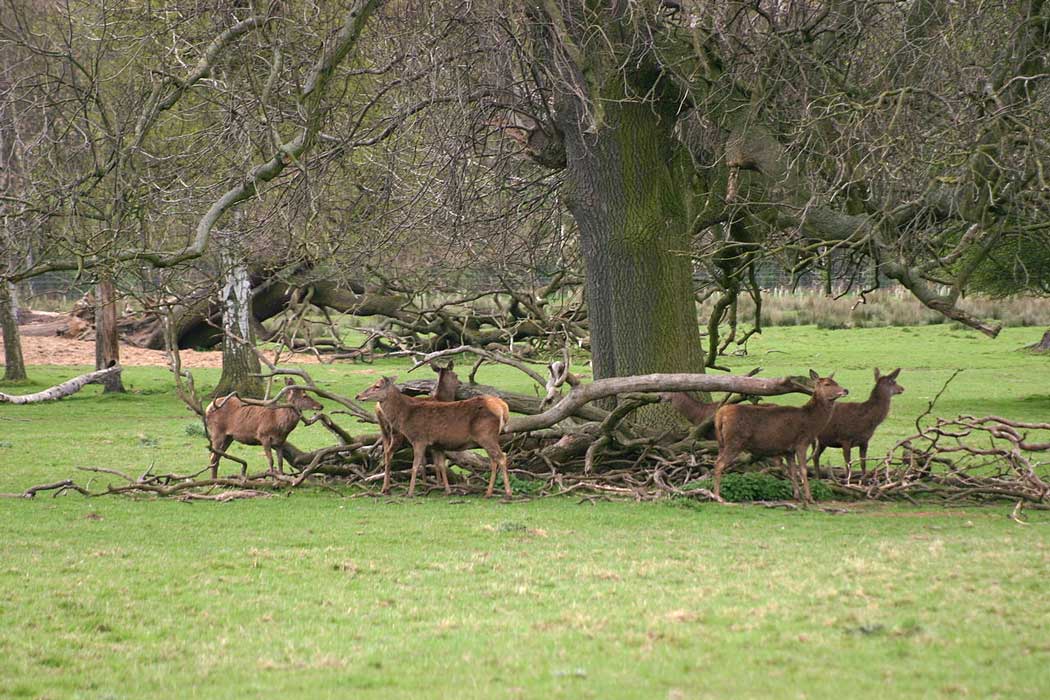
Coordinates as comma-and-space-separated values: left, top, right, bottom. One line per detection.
682, 472, 833, 502
698, 288, 1050, 330
184, 422, 207, 438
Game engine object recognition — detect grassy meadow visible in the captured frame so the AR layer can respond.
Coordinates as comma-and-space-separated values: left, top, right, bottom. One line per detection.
2, 325, 1050, 698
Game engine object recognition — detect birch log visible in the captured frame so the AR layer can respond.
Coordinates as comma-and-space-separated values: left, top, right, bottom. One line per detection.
0, 365, 122, 404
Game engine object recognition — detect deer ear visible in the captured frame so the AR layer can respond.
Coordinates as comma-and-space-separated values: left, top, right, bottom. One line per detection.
446, 360, 454, 371
874, 367, 881, 380
430, 362, 440, 373
809, 369, 819, 380
828, 372, 835, 380
386, 375, 398, 385
888, 368, 901, 379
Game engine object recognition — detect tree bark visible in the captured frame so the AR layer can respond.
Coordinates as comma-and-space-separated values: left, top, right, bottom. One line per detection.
94, 276, 124, 392
0, 281, 27, 381
212, 234, 263, 398
549, 24, 706, 424
1027, 329, 1050, 353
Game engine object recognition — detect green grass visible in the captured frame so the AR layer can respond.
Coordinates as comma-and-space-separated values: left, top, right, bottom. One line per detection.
2, 325, 1050, 698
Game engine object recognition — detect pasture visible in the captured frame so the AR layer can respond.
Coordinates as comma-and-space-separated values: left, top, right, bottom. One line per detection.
2, 325, 1050, 699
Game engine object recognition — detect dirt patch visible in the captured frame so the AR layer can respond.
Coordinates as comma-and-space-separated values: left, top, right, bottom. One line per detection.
3, 313, 319, 368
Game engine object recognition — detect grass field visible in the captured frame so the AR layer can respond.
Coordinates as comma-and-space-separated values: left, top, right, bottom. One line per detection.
2, 325, 1049, 698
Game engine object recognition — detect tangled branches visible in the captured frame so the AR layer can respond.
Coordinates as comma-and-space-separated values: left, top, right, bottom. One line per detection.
829, 416, 1050, 505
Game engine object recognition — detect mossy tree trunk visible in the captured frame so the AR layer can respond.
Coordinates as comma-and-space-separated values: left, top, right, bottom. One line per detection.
551, 74, 705, 425
0, 281, 27, 381
541, 6, 705, 427
94, 275, 125, 392
212, 232, 264, 398
560, 101, 705, 381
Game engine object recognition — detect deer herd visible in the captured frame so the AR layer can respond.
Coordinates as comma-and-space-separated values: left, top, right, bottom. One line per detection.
204, 363, 904, 504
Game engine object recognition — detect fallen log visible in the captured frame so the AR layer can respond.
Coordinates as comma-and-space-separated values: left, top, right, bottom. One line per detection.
0, 365, 123, 404
509, 373, 804, 432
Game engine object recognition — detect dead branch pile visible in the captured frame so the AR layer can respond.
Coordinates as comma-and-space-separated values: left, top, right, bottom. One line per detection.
12, 336, 1047, 506
827, 416, 1050, 504
15, 412, 1049, 506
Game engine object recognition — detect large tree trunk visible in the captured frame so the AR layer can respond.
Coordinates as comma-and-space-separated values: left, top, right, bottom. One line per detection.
0, 281, 27, 381
1027, 329, 1050, 353
94, 276, 125, 392
212, 235, 263, 398
537, 4, 705, 405
557, 94, 705, 387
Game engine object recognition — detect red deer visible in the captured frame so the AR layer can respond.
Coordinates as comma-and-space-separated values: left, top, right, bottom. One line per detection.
375, 362, 461, 493
713, 370, 848, 503
205, 378, 323, 479
814, 368, 903, 477
356, 376, 511, 498
660, 391, 719, 438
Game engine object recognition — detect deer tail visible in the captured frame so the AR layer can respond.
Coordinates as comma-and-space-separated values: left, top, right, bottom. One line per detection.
482, 396, 510, 433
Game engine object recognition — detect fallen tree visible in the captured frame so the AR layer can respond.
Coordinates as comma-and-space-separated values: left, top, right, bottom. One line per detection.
15, 341, 1047, 506
0, 365, 123, 404
21, 409, 1050, 507
49, 266, 587, 357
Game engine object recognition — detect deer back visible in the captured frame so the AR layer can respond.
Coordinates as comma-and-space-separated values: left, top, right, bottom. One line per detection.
388, 395, 506, 450
206, 394, 302, 445
716, 372, 846, 455
819, 369, 902, 445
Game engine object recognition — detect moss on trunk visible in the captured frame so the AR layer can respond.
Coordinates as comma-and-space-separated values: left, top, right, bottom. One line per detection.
557, 83, 705, 427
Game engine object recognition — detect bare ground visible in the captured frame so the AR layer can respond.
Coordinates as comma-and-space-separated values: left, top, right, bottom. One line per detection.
3, 311, 319, 368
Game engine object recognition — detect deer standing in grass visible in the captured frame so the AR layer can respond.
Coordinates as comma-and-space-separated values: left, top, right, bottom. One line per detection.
205, 378, 323, 478
814, 368, 903, 478
713, 370, 848, 503
356, 375, 511, 497
375, 362, 461, 493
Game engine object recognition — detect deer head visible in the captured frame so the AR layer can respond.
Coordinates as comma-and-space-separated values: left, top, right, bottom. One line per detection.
282, 377, 323, 411
874, 368, 905, 396
356, 376, 399, 402
808, 369, 849, 401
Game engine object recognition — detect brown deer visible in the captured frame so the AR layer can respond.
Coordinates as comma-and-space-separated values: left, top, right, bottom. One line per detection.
356, 376, 511, 498
660, 392, 720, 438
814, 368, 903, 477
375, 361, 461, 493
713, 370, 848, 503
205, 378, 323, 479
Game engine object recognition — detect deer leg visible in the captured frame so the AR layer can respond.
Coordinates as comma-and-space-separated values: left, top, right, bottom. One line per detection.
208, 435, 231, 479
841, 443, 853, 481
785, 452, 801, 501
407, 444, 426, 497
796, 445, 813, 504
276, 442, 288, 475
263, 442, 277, 476
713, 447, 738, 501
381, 433, 398, 494
813, 442, 825, 480
485, 457, 498, 498
858, 442, 868, 475
433, 451, 451, 494
500, 452, 511, 498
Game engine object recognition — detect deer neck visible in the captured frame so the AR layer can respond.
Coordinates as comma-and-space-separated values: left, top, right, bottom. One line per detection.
864, 386, 893, 421
803, 393, 836, 426
433, 378, 457, 401
379, 389, 411, 429
275, 406, 302, 432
